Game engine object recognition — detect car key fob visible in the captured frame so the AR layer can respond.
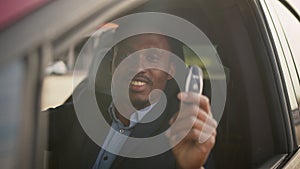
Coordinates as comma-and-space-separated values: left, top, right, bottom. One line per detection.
185, 65, 203, 94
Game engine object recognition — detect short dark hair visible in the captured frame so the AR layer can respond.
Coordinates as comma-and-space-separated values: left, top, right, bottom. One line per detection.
165, 35, 185, 62
113, 33, 185, 62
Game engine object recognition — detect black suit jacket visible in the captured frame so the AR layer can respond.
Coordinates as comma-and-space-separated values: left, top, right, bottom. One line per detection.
48, 91, 180, 169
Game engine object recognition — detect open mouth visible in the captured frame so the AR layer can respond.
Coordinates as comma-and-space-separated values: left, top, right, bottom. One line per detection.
131, 80, 146, 86
129, 75, 152, 92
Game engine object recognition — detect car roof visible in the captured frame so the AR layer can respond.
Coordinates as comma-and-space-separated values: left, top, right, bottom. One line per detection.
0, 0, 49, 30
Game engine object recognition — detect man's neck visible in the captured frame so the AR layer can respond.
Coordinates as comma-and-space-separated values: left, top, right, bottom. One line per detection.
113, 103, 155, 127
116, 111, 130, 126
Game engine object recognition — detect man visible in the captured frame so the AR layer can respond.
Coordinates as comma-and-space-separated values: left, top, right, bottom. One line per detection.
48, 33, 217, 169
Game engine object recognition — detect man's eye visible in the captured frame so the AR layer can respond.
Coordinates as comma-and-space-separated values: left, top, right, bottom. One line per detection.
121, 54, 129, 59
116, 54, 128, 62
146, 54, 160, 62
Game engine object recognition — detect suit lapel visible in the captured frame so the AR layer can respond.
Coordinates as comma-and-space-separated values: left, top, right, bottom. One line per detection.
80, 136, 101, 168
79, 92, 112, 168
110, 101, 176, 169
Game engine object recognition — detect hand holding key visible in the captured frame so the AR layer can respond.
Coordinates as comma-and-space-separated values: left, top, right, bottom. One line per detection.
166, 66, 217, 169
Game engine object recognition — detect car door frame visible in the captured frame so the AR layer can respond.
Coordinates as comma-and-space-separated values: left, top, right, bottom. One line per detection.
255, 0, 300, 168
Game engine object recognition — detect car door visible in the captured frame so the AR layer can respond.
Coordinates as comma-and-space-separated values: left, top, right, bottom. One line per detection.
258, 0, 300, 168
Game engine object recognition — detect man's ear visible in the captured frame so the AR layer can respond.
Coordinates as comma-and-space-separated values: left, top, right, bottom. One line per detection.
167, 63, 176, 80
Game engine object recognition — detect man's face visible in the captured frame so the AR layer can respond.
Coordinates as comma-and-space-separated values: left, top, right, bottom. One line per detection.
112, 34, 175, 110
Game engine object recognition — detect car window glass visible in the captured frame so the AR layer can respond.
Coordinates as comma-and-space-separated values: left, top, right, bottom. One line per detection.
272, 0, 300, 106
41, 43, 84, 110
261, 0, 299, 111
263, 0, 300, 145
0, 58, 25, 169
184, 45, 229, 86
41, 24, 117, 110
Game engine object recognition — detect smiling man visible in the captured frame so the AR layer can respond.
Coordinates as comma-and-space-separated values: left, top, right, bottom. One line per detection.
48, 33, 217, 169
110, 34, 176, 124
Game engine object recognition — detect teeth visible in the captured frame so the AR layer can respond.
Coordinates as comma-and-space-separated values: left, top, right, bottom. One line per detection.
131, 81, 146, 86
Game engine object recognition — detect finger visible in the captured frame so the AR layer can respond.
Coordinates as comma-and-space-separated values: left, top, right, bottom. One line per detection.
177, 92, 200, 104
169, 128, 200, 144
178, 92, 211, 114
177, 104, 199, 119
169, 104, 200, 124
166, 114, 196, 138
169, 109, 216, 132
168, 116, 197, 136
168, 117, 216, 138
169, 107, 217, 137
198, 130, 216, 144
199, 95, 211, 115
176, 104, 217, 129
199, 113, 217, 129
195, 108, 217, 127
170, 128, 216, 144
169, 112, 179, 125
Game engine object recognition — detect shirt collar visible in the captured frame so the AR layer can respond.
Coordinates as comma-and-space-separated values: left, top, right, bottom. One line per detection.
108, 102, 157, 128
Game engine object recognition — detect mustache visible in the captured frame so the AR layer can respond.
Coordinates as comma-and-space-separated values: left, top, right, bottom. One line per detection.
131, 73, 153, 85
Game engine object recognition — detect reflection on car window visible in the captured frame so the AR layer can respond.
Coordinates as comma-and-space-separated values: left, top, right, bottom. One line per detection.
267, 0, 300, 145
262, 0, 299, 111
41, 24, 117, 110
273, 0, 300, 104
0, 58, 25, 169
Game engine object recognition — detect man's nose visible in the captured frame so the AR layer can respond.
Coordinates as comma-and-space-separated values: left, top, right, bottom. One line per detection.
131, 55, 146, 72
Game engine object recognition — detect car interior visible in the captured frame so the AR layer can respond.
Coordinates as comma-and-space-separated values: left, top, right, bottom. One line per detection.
66, 0, 291, 168
107, 0, 288, 168
0, 0, 297, 169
